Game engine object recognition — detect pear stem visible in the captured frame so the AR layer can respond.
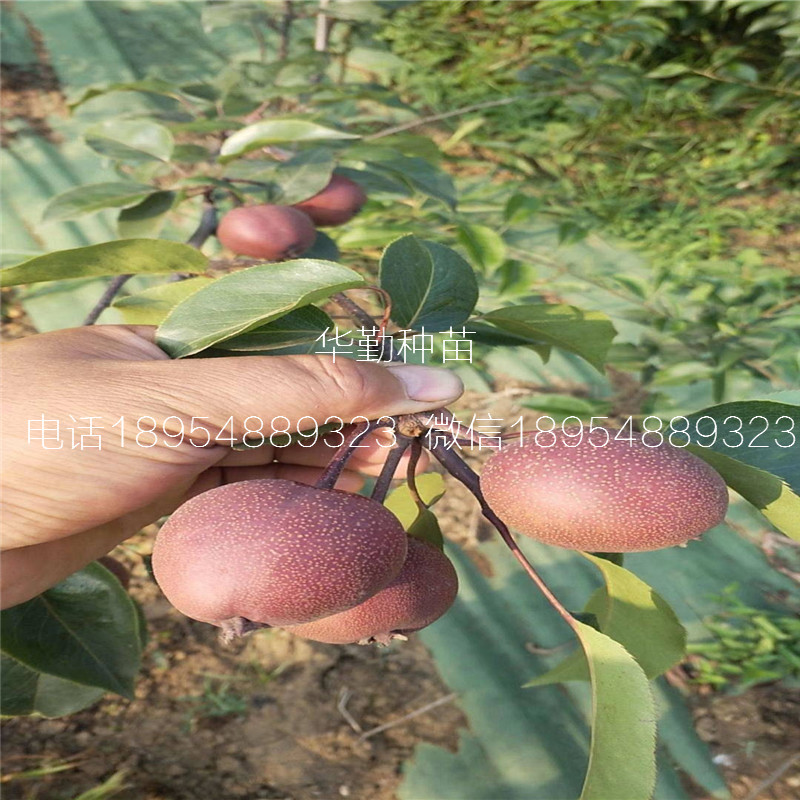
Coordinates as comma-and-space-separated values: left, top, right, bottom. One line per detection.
371, 434, 413, 504
315, 419, 386, 491
406, 438, 424, 507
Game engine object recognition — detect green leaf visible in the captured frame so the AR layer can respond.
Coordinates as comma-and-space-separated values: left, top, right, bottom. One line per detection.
384, 473, 446, 528
379, 235, 479, 331
520, 394, 609, 418
575, 622, 657, 800
84, 120, 174, 163
303, 230, 340, 262
335, 166, 411, 198
685, 400, 800, 493
156, 260, 365, 357
225, 149, 335, 205
504, 194, 542, 224
41, 182, 156, 223
0, 653, 105, 718
646, 63, 691, 79
0, 240, 207, 287
466, 321, 552, 361
275, 150, 336, 204
214, 305, 334, 351
406, 507, 446, 550
481, 304, 616, 371
68, 78, 187, 109
527, 555, 686, 684
367, 156, 456, 209
688, 447, 800, 542
0, 563, 143, 699
457, 223, 507, 275
219, 120, 359, 162
117, 191, 176, 238
112, 277, 214, 325
384, 473, 446, 550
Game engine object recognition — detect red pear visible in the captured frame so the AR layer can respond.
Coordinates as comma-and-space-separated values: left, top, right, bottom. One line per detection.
216, 204, 316, 260
285, 537, 458, 645
293, 175, 367, 227
480, 428, 728, 552
152, 479, 408, 627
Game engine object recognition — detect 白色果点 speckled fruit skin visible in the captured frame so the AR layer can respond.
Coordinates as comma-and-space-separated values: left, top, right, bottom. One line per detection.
285, 537, 458, 645
152, 479, 408, 627
480, 428, 729, 552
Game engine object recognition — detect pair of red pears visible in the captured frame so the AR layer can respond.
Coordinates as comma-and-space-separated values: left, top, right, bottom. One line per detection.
216, 175, 367, 261
152, 429, 727, 645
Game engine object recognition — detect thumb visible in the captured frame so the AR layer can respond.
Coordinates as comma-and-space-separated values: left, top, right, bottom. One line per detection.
133, 354, 463, 437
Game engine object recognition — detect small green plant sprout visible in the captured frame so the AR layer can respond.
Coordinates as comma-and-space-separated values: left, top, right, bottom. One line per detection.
179, 675, 249, 732
686, 584, 800, 692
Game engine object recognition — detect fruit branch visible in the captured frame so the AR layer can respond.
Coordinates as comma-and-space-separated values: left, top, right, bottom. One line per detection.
333, 290, 397, 358
428, 441, 577, 629
316, 419, 387, 490
371, 434, 413, 503
82, 274, 134, 326
186, 198, 219, 249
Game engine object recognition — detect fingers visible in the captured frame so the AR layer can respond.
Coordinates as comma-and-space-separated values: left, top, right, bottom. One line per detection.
0, 463, 365, 610
215, 428, 431, 477
186, 464, 365, 498
130, 353, 462, 440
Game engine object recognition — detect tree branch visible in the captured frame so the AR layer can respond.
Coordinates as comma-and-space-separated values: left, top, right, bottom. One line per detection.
82, 274, 133, 325
278, 0, 295, 61
365, 96, 523, 141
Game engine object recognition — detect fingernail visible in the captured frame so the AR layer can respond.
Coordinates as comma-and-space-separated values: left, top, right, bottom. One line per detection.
387, 365, 463, 403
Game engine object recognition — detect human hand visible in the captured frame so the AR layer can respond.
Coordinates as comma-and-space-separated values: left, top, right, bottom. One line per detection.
0, 325, 463, 608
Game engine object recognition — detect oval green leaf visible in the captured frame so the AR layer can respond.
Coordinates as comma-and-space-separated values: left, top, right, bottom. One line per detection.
0, 240, 207, 287
367, 155, 456, 209
0, 563, 144, 699
575, 621, 657, 800
379, 235, 479, 330
225, 148, 335, 205
219, 120, 359, 162
526, 554, 686, 684
156, 259, 365, 357
686, 399, 800, 493
84, 120, 174, 163
688, 447, 800, 542
68, 78, 186, 110
42, 182, 156, 223
117, 191, 176, 238
481, 303, 616, 372
457, 223, 507, 274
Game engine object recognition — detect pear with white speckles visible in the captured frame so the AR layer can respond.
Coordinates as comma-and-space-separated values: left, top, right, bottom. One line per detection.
480, 427, 729, 552
284, 537, 458, 645
152, 479, 408, 628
